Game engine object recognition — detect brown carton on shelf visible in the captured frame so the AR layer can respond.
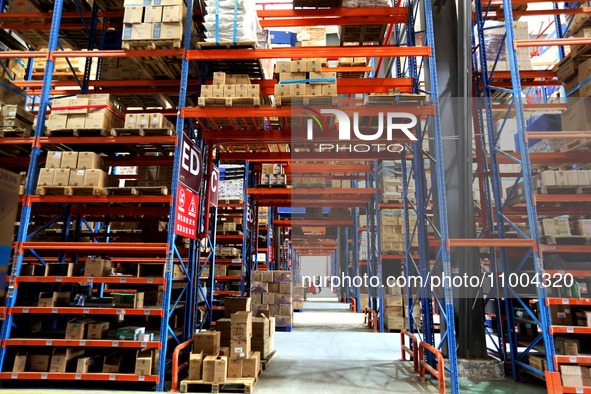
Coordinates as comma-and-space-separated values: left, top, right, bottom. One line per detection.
102, 352, 122, 373
275, 61, 291, 73
87, 321, 110, 339
83, 169, 108, 188
37, 168, 55, 187
528, 354, 546, 372
45, 151, 63, 168
242, 351, 260, 378
188, 351, 203, 380
560, 365, 591, 387
76, 356, 99, 373
135, 348, 154, 376
227, 357, 242, 378
85, 257, 111, 277
38, 291, 70, 307
77, 152, 103, 170
279, 282, 291, 294
53, 169, 70, 187
65, 318, 94, 339
549, 305, 573, 326
555, 337, 580, 356
213, 72, 226, 85
193, 331, 221, 356
12, 352, 27, 372
26, 354, 50, 372
69, 169, 85, 186
50, 347, 85, 373
61, 152, 78, 169
125, 113, 138, 128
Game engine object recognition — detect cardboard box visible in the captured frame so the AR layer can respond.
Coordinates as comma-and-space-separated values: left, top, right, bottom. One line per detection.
78, 152, 102, 169
149, 113, 172, 129
194, 331, 220, 356
274, 84, 290, 97
274, 294, 292, 304
572, 219, 591, 236
268, 282, 280, 293
251, 281, 269, 293
242, 352, 260, 378
555, 218, 571, 236
53, 169, 70, 186
549, 305, 573, 326
575, 310, 591, 327
162, 5, 185, 23
251, 338, 271, 358
144, 6, 163, 22
152, 22, 183, 40
66, 114, 86, 129
13, 352, 28, 372
275, 315, 292, 326
213, 72, 226, 85
26, 354, 50, 372
76, 356, 99, 373
528, 354, 547, 372
555, 337, 580, 355
274, 271, 291, 281
125, 113, 138, 128
66, 318, 94, 339
47, 113, 68, 130
87, 321, 109, 339
102, 353, 122, 373
279, 282, 291, 294
322, 84, 337, 96
50, 347, 84, 373
307, 84, 322, 96
61, 152, 78, 169
561, 365, 591, 387
116, 326, 145, 340
309, 71, 336, 83
290, 83, 307, 96
46, 151, 63, 168
279, 72, 306, 82
37, 168, 55, 187
203, 355, 227, 383
230, 340, 251, 358
275, 61, 292, 73
188, 351, 203, 379
252, 316, 270, 339
135, 348, 154, 375
38, 291, 70, 307
123, 6, 144, 23
113, 292, 144, 308
85, 257, 111, 277
83, 169, 108, 187
227, 357, 242, 378
68, 169, 85, 186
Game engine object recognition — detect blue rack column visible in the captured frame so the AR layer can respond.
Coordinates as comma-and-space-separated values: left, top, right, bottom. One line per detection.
159, 0, 196, 390
0, 0, 65, 373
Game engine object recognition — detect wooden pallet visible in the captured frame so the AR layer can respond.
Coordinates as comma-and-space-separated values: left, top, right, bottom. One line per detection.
180, 377, 256, 393
260, 350, 277, 371
104, 186, 169, 196
122, 39, 182, 50
0, 127, 32, 138
198, 96, 261, 107
112, 128, 175, 137
196, 41, 264, 79
36, 186, 104, 196
276, 96, 338, 106
44, 128, 115, 137
543, 235, 591, 245
340, 24, 387, 45
560, 138, 591, 152
364, 93, 429, 106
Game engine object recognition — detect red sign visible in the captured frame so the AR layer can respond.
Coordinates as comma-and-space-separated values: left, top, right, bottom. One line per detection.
210, 165, 219, 208
174, 133, 202, 239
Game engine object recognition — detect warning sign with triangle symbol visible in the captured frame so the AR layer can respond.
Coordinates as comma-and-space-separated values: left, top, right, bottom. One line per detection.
189, 196, 197, 215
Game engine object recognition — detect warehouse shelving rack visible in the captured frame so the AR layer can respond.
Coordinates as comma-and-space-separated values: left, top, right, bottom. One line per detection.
473, 1, 591, 391
0, 0, 209, 391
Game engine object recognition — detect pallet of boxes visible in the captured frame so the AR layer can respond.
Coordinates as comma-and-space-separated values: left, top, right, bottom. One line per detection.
122, 0, 188, 49
36, 150, 112, 196
274, 59, 336, 106
383, 286, 421, 332
0, 76, 31, 137
293, 285, 305, 311
199, 72, 261, 107
183, 298, 274, 392
260, 163, 287, 187
251, 270, 293, 330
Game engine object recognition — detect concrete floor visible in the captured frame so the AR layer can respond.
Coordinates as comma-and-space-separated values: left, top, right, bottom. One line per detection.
1, 291, 548, 393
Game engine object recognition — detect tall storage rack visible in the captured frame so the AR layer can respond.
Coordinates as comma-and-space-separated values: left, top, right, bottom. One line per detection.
473, 1, 591, 392
0, 1, 211, 391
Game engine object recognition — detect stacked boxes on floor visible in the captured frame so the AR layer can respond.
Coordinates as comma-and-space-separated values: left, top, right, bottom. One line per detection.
260, 163, 286, 186
383, 286, 421, 331
122, 1, 186, 46
251, 271, 293, 328
46, 94, 123, 131
36, 151, 110, 190
293, 285, 305, 310
199, 72, 261, 106
273, 59, 336, 101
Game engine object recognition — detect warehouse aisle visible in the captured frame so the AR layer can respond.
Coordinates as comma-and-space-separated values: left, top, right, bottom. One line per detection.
256, 297, 437, 394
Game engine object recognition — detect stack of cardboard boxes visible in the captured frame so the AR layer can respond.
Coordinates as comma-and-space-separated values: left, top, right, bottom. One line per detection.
299, 27, 326, 47
509, 170, 591, 205
273, 59, 336, 103
293, 285, 305, 310
0, 58, 26, 81
46, 94, 123, 132
0, 76, 27, 107
251, 270, 293, 328
134, 165, 174, 187
124, 113, 174, 130
260, 163, 286, 186
483, 21, 532, 72
36, 151, 110, 191
380, 209, 418, 252
539, 217, 591, 238
122, 1, 186, 47
199, 72, 261, 106
292, 176, 328, 188
0, 104, 35, 131
34, 53, 91, 79
383, 286, 421, 331
557, 29, 591, 98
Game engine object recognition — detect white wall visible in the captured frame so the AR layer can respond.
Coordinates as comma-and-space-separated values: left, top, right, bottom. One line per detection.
299, 256, 329, 286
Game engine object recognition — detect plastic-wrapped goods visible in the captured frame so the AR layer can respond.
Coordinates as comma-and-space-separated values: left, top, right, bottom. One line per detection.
342, 0, 391, 7
204, 0, 262, 43
482, 21, 532, 72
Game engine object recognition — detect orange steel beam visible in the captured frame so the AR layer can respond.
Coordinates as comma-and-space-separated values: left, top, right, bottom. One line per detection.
3, 338, 161, 348
186, 46, 431, 61
274, 220, 355, 227
260, 15, 406, 28
18, 242, 168, 251
0, 49, 183, 59
474, 70, 556, 79
222, 152, 404, 161
289, 164, 371, 173
247, 188, 376, 195
0, 11, 123, 18
0, 372, 159, 382
526, 132, 591, 140
477, 7, 591, 18
29, 195, 172, 204
0, 22, 119, 30
516, 38, 591, 47
38, 136, 176, 145
258, 8, 408, 18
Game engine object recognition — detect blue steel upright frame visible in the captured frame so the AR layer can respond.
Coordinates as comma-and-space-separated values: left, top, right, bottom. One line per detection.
472, 0, 559, 382
399, 0, 460, 392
